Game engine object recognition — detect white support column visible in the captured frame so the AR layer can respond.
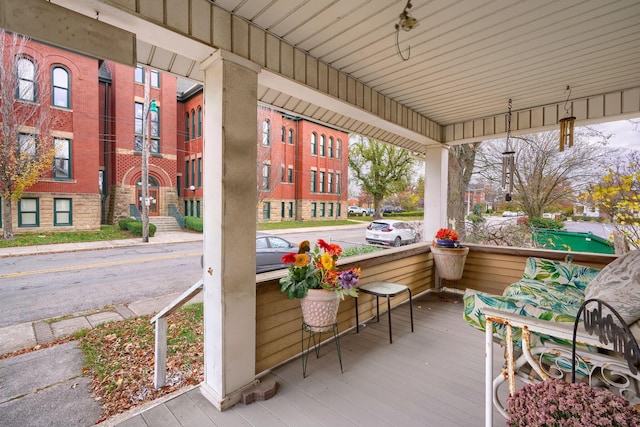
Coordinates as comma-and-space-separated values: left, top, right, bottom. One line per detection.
423, 145, 449, 242
199, 50, 261, 410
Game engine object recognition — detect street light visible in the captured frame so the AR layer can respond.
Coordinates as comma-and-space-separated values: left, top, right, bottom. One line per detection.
141, 97, 157, 243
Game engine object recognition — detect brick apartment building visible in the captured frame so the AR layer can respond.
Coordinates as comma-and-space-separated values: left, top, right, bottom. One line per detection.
1, 38, 350, 235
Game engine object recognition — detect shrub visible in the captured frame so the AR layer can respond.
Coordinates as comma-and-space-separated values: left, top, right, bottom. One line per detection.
124, 220, 156, 237
118, 218, 136, 230
185, 216, 203, 232
528, 217, 563, 230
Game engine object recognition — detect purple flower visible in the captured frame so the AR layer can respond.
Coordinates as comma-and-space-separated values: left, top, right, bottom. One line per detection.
337, 269, 359, 289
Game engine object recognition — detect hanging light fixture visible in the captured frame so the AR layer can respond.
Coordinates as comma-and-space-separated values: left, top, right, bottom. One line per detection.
559, 85, 576, 152
394, 0, 418, 61
501, 99, 515, 202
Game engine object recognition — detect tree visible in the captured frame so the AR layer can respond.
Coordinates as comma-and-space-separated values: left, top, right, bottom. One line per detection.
448, 143, 481, 239
584, 150, 640, 251
0, 31, 55, 239
475, 130, 609, 219
348, 136, 415, 219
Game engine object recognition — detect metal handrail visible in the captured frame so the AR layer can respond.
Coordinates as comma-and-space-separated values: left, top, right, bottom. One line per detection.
168, 204, 185, 229
129, 204, 141, 221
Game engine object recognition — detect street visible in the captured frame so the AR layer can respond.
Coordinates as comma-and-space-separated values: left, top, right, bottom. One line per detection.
0, 227, 369, 329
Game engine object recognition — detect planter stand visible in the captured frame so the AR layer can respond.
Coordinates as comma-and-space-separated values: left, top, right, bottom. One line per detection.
301, 321, 342, 378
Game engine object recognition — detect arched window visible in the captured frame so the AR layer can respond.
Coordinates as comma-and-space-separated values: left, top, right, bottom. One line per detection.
185, 112, 190, 141
311, 132, 317, 154
197, 107, 202, 137
52, 66, 70, 108
262, 120, 271, 146
288, 129, 294, 144
281, 126, 286, 143
191, 109, 196, 139
328, 137, 334, 157
320, 135, 326, 156
16, 57, 36, 102
336, 138, 342, 159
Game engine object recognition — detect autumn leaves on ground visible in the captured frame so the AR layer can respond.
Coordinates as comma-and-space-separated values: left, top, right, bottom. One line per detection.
75, 303, 204, 419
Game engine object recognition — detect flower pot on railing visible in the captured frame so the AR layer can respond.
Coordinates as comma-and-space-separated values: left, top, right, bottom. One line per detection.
431, 244, 469, 281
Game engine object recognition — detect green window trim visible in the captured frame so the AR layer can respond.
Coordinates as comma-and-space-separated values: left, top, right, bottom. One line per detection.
52, 66, 70, 109
53, 137, 72, 179
18, 198, 39, 227
54, 198, 72, 226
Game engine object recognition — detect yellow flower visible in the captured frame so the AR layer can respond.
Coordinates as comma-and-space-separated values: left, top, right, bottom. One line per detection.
320, 252, 334, 270
295, 253, 309, 267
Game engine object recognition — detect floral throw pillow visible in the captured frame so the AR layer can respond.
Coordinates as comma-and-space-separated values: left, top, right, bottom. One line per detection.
584, 251, 640, 325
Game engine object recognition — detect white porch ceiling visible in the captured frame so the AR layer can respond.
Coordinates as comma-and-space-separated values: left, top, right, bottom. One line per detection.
215, 0, 640, 125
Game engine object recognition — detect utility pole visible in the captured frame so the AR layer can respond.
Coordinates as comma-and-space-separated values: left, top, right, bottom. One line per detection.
141, 68, 157, 242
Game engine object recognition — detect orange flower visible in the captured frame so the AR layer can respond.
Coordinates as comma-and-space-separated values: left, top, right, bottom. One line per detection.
294, 253, 309, 267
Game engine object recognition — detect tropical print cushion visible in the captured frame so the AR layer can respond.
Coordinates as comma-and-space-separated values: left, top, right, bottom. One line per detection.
584, 251, 640, 325
463, 289, 578, 348
502, 279, 585, 316
521, 257, 601, 291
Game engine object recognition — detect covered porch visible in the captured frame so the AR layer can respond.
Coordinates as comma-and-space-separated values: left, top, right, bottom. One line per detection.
114, 245, 616, 426
3, 0, 637, 423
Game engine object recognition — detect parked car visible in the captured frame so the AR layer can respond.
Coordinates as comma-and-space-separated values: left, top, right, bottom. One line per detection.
256, 232, 297, 273
383, 205, 393, 213
365, 219, 417, 247
394, 206, 403, 213
348, 205, 367, 216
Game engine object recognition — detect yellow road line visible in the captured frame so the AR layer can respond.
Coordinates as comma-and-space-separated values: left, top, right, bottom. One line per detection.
0, 251, 202, 279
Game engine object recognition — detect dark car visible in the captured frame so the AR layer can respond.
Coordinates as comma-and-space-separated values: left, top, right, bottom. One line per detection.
383, 205, 393, 213
256, 232, 297, 273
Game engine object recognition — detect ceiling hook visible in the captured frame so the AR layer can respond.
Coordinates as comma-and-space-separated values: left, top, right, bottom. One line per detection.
563, 85, 572, 117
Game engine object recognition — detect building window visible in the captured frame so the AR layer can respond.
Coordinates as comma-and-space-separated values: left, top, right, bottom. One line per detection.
328, 137, 334, 158
53, 137, 71, 179
18, 133, 37, 158
281, 126, 286, 143
281, 202, 285, 218
288, 129, 294, 145
320, 135, 326, 156
319, 171, 325, 193
336, 138, 342, 159
328, 172, 333, 193
135, 102, 160, 153
337, 203, 342, 217
191, 159, 195, 188
336, 174, 341, 194
310, 170, 317, 193
191, 109, 195, 140
320, 202, 326, 217
311, 202, 317, 218
280, 166, 286, 182
288, 202, 293, 218
54, 198, 72, 226
16, 57, 36, 102
262, 120, 271, 146
52, 66, 70, 108
185, 113, 190, 141
185, 160, 189, 188
18, 198, 39, 227
311, 133, 317, 155
329, 203, 334, 217
262, 164, 270, 190
196, 200, 201, 217
134, 65, 144, 83
287, 167, 293, 183
263, 202, 271, 219
197, 158, 202, 187
197, 107, 202, 137
150, 70, 160, 88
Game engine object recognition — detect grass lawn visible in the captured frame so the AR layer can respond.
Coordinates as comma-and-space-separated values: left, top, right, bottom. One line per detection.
0, 225, 134, 248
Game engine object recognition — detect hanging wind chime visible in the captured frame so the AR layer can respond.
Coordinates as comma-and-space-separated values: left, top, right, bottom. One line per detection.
559, 85, 576, 152
501, 99, 515, 202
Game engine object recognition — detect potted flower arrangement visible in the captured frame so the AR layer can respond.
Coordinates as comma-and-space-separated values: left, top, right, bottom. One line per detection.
507, 378, 640, 426
431, 228, 469, 281
280, 239, 360, 331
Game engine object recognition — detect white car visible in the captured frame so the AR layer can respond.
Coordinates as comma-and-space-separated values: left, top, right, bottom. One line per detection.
348, 205, 367, 216
366, 219, 417, 247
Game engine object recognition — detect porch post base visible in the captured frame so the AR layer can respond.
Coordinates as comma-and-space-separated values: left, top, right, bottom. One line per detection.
200, 380, 259, 411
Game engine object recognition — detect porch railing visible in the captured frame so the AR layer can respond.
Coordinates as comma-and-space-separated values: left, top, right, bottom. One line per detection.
150, 279, 203, 388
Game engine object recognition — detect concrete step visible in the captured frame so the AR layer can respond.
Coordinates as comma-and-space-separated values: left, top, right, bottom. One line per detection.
149, 216, 181, 232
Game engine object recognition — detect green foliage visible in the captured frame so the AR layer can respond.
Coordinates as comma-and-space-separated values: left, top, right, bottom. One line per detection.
125, 221, 156, 237
341, 245, 383, 257
467, 203, 486, 224
118, 218, 136, 230
185, 216, 203, 232
528, 217, 563, 229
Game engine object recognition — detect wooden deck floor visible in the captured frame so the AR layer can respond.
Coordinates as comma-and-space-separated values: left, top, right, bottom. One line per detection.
114, 291, 509, 427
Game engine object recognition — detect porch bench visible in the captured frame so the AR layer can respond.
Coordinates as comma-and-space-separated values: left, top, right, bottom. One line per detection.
462, 252, 640, 420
